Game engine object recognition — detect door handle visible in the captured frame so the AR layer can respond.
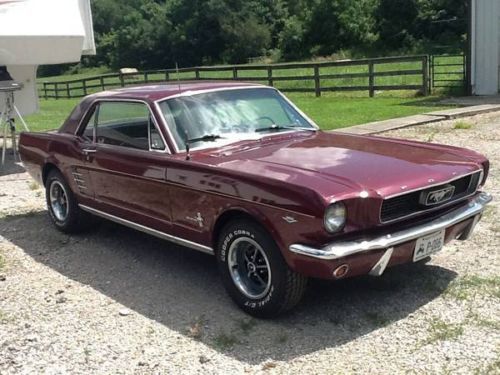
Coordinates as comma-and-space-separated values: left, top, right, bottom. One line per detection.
82, 148, 97, 161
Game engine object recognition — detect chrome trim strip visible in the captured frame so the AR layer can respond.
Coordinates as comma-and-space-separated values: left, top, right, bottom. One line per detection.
154, 86, 319, 154
75, 98, 171, 154
289, 192, 492, 260
155, 85, 271, 102
78, 204, 214, 255
369, 247, 394, 276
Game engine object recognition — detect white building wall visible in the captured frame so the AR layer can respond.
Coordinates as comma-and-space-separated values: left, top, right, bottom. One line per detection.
471, 0, 500, 95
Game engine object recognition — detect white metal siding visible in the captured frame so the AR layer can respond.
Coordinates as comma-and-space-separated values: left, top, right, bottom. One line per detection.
472, 0, 500, 95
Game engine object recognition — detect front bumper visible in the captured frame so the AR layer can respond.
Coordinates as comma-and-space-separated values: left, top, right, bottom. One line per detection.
289, 192, 492, 270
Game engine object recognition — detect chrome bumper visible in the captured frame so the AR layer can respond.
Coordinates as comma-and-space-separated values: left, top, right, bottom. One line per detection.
289, 192, 492, 261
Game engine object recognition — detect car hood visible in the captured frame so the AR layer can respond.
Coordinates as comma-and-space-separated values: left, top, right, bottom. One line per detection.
200, 131, 484, 202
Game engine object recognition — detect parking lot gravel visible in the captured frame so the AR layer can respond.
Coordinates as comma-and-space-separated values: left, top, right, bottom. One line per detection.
0, 112, 499, 374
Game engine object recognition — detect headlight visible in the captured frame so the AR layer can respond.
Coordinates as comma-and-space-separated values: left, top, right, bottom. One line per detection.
324, 202, 346, 233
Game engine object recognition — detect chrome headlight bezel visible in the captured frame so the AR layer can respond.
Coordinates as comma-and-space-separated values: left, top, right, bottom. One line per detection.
324, 202, 346, 233
477, 169, 484, 189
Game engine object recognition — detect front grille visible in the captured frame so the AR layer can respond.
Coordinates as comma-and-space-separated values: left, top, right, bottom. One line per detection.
380, 171, 481, 222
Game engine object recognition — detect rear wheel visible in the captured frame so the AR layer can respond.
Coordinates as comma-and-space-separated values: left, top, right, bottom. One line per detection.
45, 169, 94, 233
216, 219, 307, 318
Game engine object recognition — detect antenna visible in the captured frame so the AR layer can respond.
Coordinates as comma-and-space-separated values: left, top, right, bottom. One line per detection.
184, 130, 191, 161
175, 62, 181, 91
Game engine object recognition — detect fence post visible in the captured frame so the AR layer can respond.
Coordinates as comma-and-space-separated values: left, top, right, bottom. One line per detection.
232, 67, 238, 80
314, 65, 321, 97
66, 83, 71, 98
119, 73, 125, 87
55, 83, 59, 99
368, 62, 375, 97
144, 72, 148, 83
195, 68, 200, 79
422, 55, 429, 96
462, 53, 467, 91
165, 71, 169, 81
43, 82, 48, 99
82, 80, 88, 96
267, 67, 273, 87
100, 76, 105, 91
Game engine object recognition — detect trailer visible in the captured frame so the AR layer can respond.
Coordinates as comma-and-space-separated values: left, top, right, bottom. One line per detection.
0, 0, 95, 115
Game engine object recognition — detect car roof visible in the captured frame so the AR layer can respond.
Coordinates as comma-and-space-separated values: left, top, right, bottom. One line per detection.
87, 81, 266, 102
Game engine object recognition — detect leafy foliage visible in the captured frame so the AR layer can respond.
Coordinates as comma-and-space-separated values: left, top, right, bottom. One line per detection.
38, 0, 468, 76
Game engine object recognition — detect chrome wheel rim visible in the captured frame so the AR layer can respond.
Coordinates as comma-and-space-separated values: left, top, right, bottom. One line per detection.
227, 237, 272, 299
49, 181, 69, 222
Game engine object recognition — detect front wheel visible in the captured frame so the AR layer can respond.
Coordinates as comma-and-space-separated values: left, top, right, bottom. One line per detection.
216, 219, 307, 318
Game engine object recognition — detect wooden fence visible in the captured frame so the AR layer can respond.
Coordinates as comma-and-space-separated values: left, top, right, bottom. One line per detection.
38, 55, 430, 99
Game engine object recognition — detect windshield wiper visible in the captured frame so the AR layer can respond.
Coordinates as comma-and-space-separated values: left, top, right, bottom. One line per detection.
184, 134, 223, 161
186, 134, 223, 144
255, 124, 316, 133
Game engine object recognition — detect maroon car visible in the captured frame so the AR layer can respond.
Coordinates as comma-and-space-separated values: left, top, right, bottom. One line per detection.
19, 82, 492, 317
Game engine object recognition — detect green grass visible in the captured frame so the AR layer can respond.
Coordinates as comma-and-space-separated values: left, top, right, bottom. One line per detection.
25, 99, 79, 132
0, 253, 5, 271
25, 94, 452, 133
37, 55, 464, 98
235, 318, 257, 333
453, 120, 473, 129
39, 66, 111, 83
424, 319, 464, 345
30, 56, 459, 131
445, 275, 500, 301
213, 331, 239, 350
287, 92, 451, 130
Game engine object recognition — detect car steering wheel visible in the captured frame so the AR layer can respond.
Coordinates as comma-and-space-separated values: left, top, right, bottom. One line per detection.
254, 116, 275, 125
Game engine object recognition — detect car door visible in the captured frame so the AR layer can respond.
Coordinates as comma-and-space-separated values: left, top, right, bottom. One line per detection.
77, 99, 173, 229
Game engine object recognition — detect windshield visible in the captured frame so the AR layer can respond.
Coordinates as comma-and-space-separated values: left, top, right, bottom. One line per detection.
158, 88, 315, 151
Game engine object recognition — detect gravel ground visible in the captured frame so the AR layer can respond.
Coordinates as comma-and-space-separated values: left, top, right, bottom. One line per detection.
0, 113, 499, 374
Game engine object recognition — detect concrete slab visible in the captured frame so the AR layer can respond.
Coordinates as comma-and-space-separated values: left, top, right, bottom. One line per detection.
332, 114, 445, 135
333, 102, 500, 135
425, 104, 500, 119
333, 125, 373, 135
440, 95, 500, 106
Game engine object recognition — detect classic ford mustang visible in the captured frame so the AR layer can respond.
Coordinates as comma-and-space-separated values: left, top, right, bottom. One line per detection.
19, 82, 492, 317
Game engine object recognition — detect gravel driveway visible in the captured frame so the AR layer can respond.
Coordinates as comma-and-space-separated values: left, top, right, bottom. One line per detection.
1, 112, 499, 374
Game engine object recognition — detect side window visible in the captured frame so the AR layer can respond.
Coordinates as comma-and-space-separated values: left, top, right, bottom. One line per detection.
96, 102, 150, 150
79, 101, 166, 151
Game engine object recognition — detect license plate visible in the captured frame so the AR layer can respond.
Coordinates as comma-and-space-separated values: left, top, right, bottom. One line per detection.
413, 230, 445, 262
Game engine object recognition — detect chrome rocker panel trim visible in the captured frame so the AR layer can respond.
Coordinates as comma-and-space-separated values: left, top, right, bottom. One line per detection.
79, 204, 214, 255
289, 192, 492, 260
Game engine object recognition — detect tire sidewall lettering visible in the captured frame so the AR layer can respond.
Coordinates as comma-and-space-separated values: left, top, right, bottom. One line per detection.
220, 229, 254, 262
243, 285, 274, 309
219, 227, 274, 309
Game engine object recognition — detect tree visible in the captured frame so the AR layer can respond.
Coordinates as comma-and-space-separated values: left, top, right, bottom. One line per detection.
38, 0, 468, 76
375, 0, 419, 50
278, 16, 307, 60
305, 0, 376, 56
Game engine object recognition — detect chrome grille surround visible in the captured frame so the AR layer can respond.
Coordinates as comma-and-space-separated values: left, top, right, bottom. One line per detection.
380, 170, 483, 223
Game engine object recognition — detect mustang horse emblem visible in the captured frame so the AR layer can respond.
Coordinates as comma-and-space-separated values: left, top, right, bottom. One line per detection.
424, 185, 455, 205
